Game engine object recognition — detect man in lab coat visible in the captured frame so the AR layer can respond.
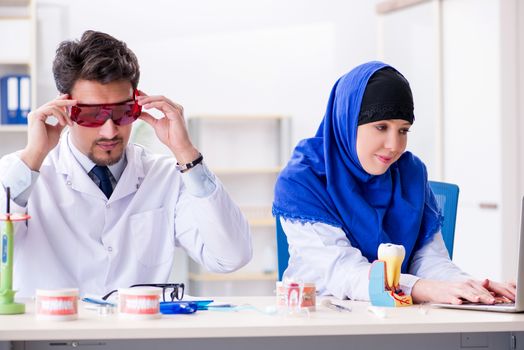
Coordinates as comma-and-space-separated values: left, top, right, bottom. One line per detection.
0, 30, 252, 297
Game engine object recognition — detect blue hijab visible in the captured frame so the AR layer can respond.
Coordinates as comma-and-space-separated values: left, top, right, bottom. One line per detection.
272, 61, 442, 272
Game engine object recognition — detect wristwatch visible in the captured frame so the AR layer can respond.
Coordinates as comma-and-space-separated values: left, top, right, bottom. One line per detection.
176, 153, 204, 173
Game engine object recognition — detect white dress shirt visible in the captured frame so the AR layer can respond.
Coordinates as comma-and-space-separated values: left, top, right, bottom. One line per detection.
281, 217, 470, 301
0, 132, 252, 297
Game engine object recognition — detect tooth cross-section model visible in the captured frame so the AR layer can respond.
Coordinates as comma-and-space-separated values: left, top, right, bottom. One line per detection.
377, 243, 405, 291
369, 243, 413, 307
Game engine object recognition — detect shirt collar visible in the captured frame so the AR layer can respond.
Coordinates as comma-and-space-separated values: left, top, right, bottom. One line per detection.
67, 133, 127, 181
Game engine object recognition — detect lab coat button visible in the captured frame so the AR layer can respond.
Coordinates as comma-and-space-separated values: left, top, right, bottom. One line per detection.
106, 203, 110, 208
107, 246, 113, 252
66, 181, 72, 186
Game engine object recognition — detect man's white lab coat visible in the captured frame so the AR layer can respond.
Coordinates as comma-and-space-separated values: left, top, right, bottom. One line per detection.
0, 135, 252, 297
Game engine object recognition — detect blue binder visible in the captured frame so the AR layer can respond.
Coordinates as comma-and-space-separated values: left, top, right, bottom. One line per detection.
0, 75, 31, 125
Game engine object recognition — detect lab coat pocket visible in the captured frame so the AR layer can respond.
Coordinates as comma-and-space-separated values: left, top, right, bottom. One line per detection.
130, 207, 174, 267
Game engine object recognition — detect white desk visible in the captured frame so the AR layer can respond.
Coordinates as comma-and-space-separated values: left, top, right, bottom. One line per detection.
2, 297, 524, 350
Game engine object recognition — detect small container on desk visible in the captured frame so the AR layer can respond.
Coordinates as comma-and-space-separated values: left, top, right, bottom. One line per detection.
276, 280, 316, 312
35, 289, 79, 321
118, 287, 162, 319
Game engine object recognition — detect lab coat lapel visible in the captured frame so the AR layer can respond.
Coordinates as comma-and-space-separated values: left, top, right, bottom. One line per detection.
109, 145, 145, 203
55, 134, 107, 200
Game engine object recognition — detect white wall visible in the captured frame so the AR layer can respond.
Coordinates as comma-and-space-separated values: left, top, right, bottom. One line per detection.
36, 0, 381, 148
442, 0, 505, 280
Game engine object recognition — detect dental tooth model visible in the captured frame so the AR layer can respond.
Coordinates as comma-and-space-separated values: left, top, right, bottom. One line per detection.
369, 243, 413, 307
378, 243, 405, 291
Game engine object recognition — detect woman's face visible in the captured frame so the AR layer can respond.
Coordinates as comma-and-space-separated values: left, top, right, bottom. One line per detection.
356, 119, 412, 175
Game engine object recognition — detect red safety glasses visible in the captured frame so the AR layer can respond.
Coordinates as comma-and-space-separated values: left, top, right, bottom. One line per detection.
69, 90, 142, 128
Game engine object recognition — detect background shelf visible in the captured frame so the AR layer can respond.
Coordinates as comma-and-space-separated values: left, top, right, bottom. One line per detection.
249, 218, 275, 228
0, 59, 31, 65
186, 115, 290, 296
212, 167, 282, 175
0, 125, 27, 132
0, 0, 35, 156
188, 272, 277, 282
190, 114, 285, 121
0, 0, 31, 5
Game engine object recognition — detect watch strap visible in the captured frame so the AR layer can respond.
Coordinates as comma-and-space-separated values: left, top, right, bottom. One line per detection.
176, 153, 204, 173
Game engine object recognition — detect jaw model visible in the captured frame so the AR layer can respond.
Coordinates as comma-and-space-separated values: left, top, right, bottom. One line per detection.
377, 243, 405, 291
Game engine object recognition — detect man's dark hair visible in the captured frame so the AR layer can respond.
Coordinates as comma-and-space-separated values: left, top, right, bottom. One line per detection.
53, 30, 140, 94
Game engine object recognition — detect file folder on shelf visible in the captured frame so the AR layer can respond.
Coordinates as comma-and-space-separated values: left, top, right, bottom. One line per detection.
0, 75, 31, 125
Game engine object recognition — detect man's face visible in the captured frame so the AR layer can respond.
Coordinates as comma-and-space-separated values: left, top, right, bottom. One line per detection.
356, 119, 411, 175
69, 80, 134, 166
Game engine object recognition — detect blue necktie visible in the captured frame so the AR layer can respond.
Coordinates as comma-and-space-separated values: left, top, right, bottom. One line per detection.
90, 165, 113, 199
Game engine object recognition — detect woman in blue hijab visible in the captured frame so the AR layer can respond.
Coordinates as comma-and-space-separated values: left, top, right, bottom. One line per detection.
273, 61, 515, 304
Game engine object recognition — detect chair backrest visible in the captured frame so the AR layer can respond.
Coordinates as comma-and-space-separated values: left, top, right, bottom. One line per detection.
276, 181, 460, 281
428, 180, 459, 259
276, 216, 289, 281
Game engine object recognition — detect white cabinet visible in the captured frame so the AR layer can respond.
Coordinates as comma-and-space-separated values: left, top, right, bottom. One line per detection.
377, 0, 522, 281
440, 0, 505, 280
187, 115, 291, 296
0, 0, 35, 156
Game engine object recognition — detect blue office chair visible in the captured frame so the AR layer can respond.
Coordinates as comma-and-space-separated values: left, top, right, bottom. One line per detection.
276, 181, 460, 281
428, 181, 459, 259
275, 216, 289, 281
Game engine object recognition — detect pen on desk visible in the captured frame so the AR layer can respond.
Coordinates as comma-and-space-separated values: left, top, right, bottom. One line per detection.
205, 304, 236, 310
321, 299, 352, 312
82, 297, 116, 307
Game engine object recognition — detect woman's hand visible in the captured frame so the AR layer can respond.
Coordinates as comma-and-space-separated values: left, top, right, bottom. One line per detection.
411, 279, 502, 305
481, 279, 516, 302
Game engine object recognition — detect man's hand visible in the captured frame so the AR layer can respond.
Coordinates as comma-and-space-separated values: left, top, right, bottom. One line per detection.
411, 278, 502, 305
20, 95, 75, 171
137, 92, 199, 164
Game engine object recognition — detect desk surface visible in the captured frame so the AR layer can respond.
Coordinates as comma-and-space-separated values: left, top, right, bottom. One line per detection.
2, 297, 524, 341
